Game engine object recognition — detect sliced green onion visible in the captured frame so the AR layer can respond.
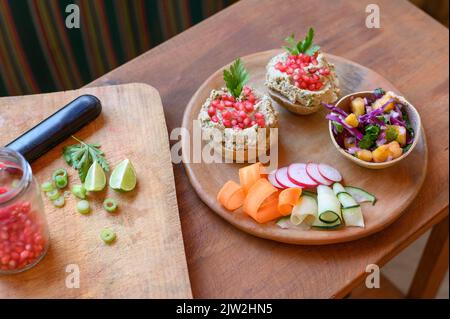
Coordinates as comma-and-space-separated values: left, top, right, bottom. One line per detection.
41, 181, 54, 192
71, 184, 87, 199
46, 189, 60, 200
53, 196, 65, 208
77, 200, 90, 215
52, 168, 68, 182
103, 198, 118, 213
55, 175, 68, 189
100, 229, 116, 244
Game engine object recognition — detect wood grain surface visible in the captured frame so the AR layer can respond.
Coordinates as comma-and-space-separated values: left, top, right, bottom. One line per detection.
88, 0, 448, 298
182, 50, 427, 245
0, 84, 192, 298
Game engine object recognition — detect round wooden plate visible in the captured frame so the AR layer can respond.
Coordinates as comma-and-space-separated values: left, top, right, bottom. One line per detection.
181, 49, 428, 245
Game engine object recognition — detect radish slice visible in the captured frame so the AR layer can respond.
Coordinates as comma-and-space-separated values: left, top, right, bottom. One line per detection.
268, 170, 284, 189
287, 163, 318, 188
318, 163, 342, 182
275, 167, 300, 189
306, 163, 333, 186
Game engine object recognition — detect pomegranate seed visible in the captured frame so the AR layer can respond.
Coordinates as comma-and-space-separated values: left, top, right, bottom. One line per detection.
207, 107, 216, 117
217, 101, 225, 110
211, 116, 219, 123
11, 252, 19, 261
316, 82, 323, 90
237, 116, 243, 123
243, 118, 251, 127
254, 112, 264, 119
243, 86, 251, 95
231, 119, 237, 126
20, 250, 29, 261
8, 260, 16, 269
301, 75, 310, 83
293, 74, 300, 81
1, 256, 10, 265
224, 101, 233, 107
223, 119, 231, 128
294, 81, 300, 87
312, 74, 319, 81
251, 120, 256, 126
308, 83, 316, 90
300, 82, 308, 89
238, 111, 247, 118
275, 62, 282, 70
256, 119, 266, 127
222, 110, 232, 120
238, 123, 245, 129
286, 68, 294, 75
290, 63, 298, 69
244, 103, 254, 113
247, 94, 256, 103
211, 99, 220, 107
312, 59, 318, 65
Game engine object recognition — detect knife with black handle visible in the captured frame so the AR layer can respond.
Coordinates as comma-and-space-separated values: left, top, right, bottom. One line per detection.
5, 95, 102, 163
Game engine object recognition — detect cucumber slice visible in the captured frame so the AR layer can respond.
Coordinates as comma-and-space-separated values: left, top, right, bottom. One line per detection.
276, 216, 292, 229
312, 217, 341, 229
344, 186, 377, 205
317, 186, 342, 224
332, 182, 346, 195
342, 205, 365, 227
290, 195, 318, 226
336, 192, 358, 208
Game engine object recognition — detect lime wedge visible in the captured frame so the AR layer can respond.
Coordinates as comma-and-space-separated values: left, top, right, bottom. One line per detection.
84, 161, 106, 192
109, 159, 137, 191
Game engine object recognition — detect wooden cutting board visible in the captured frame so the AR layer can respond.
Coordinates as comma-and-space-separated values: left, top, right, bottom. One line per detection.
182, 50, 427, 245
0, 83, 192, 298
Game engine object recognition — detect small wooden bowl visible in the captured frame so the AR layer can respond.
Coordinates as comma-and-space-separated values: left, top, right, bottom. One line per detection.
329, 91, 422, 169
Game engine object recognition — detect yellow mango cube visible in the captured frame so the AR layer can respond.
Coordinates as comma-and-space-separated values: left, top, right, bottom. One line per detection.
344, 113, 359, 128
373, 94, 395, 112
372, 145, 390, 163
350, 97, 366, 116
356, 149, 373, 162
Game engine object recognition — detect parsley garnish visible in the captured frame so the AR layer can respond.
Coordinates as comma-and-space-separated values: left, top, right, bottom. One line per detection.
359, 125, 380, 149
223, 58, 249, 98
63, 136, 109, 182
385, 126, 398, 142
283, 27, 320, 56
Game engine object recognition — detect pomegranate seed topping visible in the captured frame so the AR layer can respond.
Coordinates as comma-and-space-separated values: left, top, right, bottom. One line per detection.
312, 58, 318, 65
217, 101, 225, 110
211, 99, 220, 107
312, 74, 320, 81
238, 123, 245, 129
308, 83, 316, 91
247, 94, 256, 103
211, 115, 219, 123
231, 119, 237, 126
207, 107, 216, 117
243, 118, 251, 127
294, 81, 300, 88
300, 82, 308, 89
256, 119, 266, 127
244, 103, 254, 113
290, 63, 298, 69
275, 62, 282, 70
254, 112, 264, 119
286, 68, 294, 75
279, 65, 287, 72
293, 74, 300, 81
224, 100, 233, 107
243, 86, 251, 95
251, 120, 256, 126
222, 110, 232, 120
223, 119, 231, 127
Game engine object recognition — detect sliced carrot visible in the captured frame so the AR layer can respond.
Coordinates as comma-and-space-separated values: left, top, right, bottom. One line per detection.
243, 178, 282, 223
278, 187, 302, 216
217, 180, 246, 211
239, 162, 261, 193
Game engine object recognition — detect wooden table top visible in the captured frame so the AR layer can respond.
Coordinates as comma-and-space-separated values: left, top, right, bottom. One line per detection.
90, 0, 449, 298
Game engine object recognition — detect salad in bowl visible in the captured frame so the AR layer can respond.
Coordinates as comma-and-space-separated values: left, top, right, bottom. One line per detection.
324, 88, 421, 168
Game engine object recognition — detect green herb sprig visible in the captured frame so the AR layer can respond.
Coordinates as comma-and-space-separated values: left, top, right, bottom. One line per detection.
283, 27, 320, 56
359, 125, 380, 149
63, 136, 109, 182
223, 58, 249, 98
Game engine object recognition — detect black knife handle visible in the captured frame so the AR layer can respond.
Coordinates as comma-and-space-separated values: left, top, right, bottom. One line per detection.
6, 94, 102, 163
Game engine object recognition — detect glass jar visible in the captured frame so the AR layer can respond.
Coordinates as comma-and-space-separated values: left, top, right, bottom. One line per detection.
0, 148, 49, 274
